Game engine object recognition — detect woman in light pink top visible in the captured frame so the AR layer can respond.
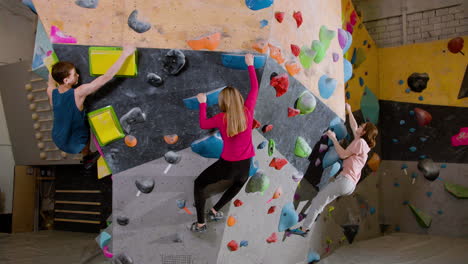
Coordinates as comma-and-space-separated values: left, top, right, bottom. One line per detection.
289, 103, 378, 237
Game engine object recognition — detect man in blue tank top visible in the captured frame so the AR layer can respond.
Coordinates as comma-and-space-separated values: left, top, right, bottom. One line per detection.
47, 45, 135, 169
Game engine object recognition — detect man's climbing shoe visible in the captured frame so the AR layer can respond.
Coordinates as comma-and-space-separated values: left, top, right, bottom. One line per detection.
190, 222, 207, 233
208, 210, 224, 221
287, 228, 309, 238
83, 151, 100, 170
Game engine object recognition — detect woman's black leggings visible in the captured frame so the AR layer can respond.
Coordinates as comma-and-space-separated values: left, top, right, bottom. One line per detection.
194, 158, 251, 224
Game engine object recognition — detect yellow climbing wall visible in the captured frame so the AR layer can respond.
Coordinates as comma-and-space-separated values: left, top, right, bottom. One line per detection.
341, 0, 379, 112
378, 37, 468, 107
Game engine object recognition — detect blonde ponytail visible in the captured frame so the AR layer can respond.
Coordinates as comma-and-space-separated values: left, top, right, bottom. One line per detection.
219, 87, 247, 137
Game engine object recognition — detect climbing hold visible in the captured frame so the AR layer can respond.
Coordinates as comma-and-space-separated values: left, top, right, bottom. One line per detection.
299, 47, 317, 69
420, 137, 428, 142
414, 108, 432, 126
418, 96, 424, 101
329, 116, 348, 142
285, 61, 301, 76
293, 11, 303, 28
163, 49, 186, 75
341, 224, 359, 244
269, 158, 287, 170
268, 206, 276, 214
407, 73, 430, 93
275, 12, 285, 23
400, 120, 406, 125
440, 164, 447, 168
246, 170, 270, 194
296, 91, 317, 115
245, 0, 273, 11
409, 146, 417, 152
260, 19, 269, 28
119, 107, 147, 134
319, 144, 328, 153
278, 202, 299, 232
361, 86, 379, 124
117, 216, 129, 226
227, 240, 239, 251
419, 155, 428, 159
124, 135, 137, 147
452, 127, 468, 146
292, 172, 303, 182
369, 207, 376, 215
318, 75, 337, 99
268, 43, 285, 64
240, 240, 248, 247
350, 47, 366, 68
221, 54, 266, 70
315, 158, 321, 167
252, 119, 261, 129
447, 37, 464, 55
291, 44, 300, 57
266, 232, 278, 243
323, 147, 339, 168
444, 182, 468, 199
319, 25, 336, 50
437, 210, 444, 215
75, 0, 98, 9
398, 80, 404, 85
234, 199, 243, 207
268, 139, 275, 156
408, 204, 432, 228
257, 141, 267, 149
418, 159, 440, 181
249, 159, 259, 177
270, 73, 289, 97
127, 10, 151, 33
135, 178, 155, 194
191, 132, 223, 159
350, 10, 358, 25
338, 28, 347, 49
343, 31, 353, 54
252, 40, 269, 54
187, 32, 221, 51
311, 40, 326, 63
262, 124, 273, 133
147, 73, 163, 87
405, 88, 411, 93
363, 40, 368, 45
164, 151, 181, 164
318, 162, 341, 190
267, 187, 283, 203
346, 22, 354, 34
113, 253, 133, 264
332, 53, 339, 62
183, 87, 225, 110
50, 25, 77, 44
294, 193, 300, 201
359, 77, 364, 87
426, 191, 432, 198
409, 128, 416, 133
294, 136, 312, 158
457, 66, 468, 99
367, 153, 381, 172
288, 107, 300, 117
227, 216, 237, 227
344, 59, 353, 83
99, 231, 111, 248
307, 251, 321, 263
164, 134, 179, 145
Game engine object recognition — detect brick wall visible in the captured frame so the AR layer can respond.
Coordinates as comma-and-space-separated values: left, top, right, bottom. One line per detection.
362, 5, 467, 47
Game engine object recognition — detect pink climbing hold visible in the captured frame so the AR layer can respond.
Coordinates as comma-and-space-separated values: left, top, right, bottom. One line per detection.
291, 44, 300, 57
288, 107, 300, 117
319, 144, 328, 153
350, 10, 358, 26
269, 158, 288, 170
275, 12, 285, 23
227, 240, 239, 251
270, 73, 289, 97
102, 246, 113, 258
414, 108, 432, 126
346, 22, 354, 34
50, 25, 77, 44
266, 232, 278, 243
293, 11, 303, 28
451, 127, 468, 146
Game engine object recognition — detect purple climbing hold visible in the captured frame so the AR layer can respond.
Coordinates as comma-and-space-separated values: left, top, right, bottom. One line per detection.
294, 193, 301, 201
338, 28, 347, 49
319, 144, 328, 153
332, 53, 339, 62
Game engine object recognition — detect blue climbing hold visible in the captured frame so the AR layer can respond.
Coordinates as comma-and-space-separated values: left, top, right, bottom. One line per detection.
359, 77, 364, 86
426, 191, 432, 197
394, 182, 400, 187
395, 225, 401, 232
343, 31, 353, 54
278, 202, 299, 232
245, 0, 274, 11
363, 40, 368, 46
419, 155, 427, 159
409, 146, 417, 152
369, 207, 376, 215
183, 87, 225, 110
307, 251, 320, 263
249, 159, 259, 177
409, 128, 416, 133
22, 0, 37, 13
409, 110, 415, 115
398, 80, 404, 85
400, 120, 406, 125
346, 91, 351, 99
437, 210, 443, 215
418, 96, 424, 101
344, 59, 353, 83
99, 231, 112, 249
392, 138, 399, 143
329, 117, 348, 145
221, 54, 266, 70
420, 137, 428, 142
403, 200, 409, 205
317, 161, 341, 190
405, 88, 411, 93
361, 86, 380, 124
411, 172, 417, 179
318, 75, 337, 99
191, 132, 223, 158
260, 19, 268, 28
323, 146, 340, 169
440, 164, 447, 168
240, 240, 249, 247
257, 141, 267, 149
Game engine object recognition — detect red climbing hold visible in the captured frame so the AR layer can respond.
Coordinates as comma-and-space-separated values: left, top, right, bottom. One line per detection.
270, 73, 289, 97
293, 11, 303, 28
288, 107, 300, 117
414, 108, 432, 126
448, 37, 464, 55
252, 119, 261, 129
227, 240, 239, 251
269, 158, 288, 170
350, 10, 358, 26
291, 44, 300, 57
275, 12, 285, 23
262, 124, 273, 133
266, 232, 278, 243
234, 199, 243, 207
268, 206, 276, 214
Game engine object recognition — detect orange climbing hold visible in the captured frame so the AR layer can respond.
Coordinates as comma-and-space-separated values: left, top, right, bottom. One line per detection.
269, 158, 288, 170
367, 152, 381, 172
187, 32, 221, 51
227, 216, 237, 227
164, 134, 179, 144
252, 41, 269, 54
268, 43, 285, 64
125, 135, 137, 147
285, 61, 301, 76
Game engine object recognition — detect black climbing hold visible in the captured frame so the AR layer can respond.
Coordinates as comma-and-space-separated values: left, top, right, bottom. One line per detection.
75, 0, 98, 8
163, 49, 186, 75
147, 73, 163, 87
407, 73, 430, 93
117, 216, 129, 226
164, 151, 181, 164
417, 158, 440, 181
341, 224, 359, 244
112, 253, 133, 264
127, 10, 151, 33
270, 72, 278, 80
457, 65, 468, 99
119, 107, 147, 134
135, 179, 155, 194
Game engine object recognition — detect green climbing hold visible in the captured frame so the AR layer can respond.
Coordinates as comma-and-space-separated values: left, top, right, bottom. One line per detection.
295, 137, 312, 158
296, 91, 317, 115
444, 182, 468, 199
246, 171, 270, 195
312, 40, 326, 63
299, 46, 317, 69
319, 25, 336, 50
268, 139, 275, 156
361, 86, 379, 124
351, 47, 367, 68
408, 204, 432, 228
